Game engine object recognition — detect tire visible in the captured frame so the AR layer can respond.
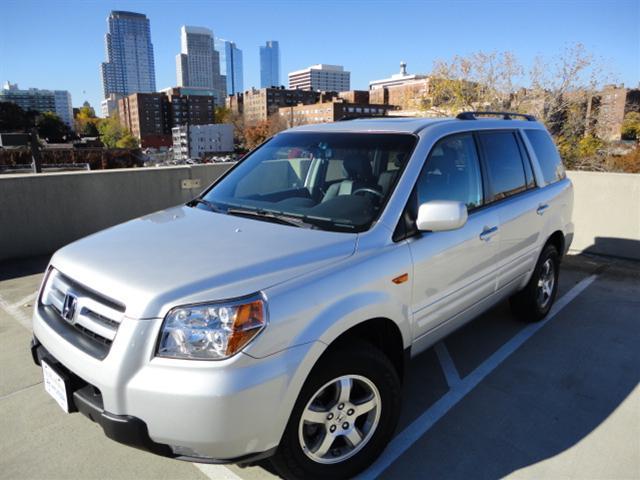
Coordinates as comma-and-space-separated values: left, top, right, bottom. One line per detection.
510, 244, 560, 322
270, 340, 401, 480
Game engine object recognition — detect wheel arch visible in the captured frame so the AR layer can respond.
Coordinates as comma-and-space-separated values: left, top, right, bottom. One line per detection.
319, 317, 408, 383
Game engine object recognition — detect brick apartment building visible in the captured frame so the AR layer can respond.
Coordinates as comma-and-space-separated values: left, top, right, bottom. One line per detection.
119, 93, 171, 148
591, 85, 640, 141
279, 91, 394, 126
118, 89, 215, 148
279, 97, 392, 127
239, 87, 328, 124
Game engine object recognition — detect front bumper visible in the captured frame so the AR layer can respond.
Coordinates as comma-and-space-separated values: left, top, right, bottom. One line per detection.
31, 307, 323, 463
31, 337, 276, 464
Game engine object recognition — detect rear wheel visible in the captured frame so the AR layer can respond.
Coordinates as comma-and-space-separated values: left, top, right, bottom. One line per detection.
510, 244, 560, 322
270, 341, 401, 480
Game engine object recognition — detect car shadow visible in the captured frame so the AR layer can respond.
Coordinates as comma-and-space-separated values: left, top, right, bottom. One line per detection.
378, 254, 640, 479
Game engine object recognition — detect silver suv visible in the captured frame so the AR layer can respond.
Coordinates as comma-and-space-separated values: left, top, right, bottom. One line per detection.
31, 112, 573, 479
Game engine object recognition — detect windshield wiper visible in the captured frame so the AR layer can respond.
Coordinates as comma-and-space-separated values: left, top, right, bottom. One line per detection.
189, 198, 225, 213
226, 207, 311, 228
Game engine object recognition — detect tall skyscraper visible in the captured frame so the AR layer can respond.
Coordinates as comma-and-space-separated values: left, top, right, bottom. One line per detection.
215, 39, 244, 95
100, 11, 156, 115
176, 26, 227, 106
260, 41, 280, 88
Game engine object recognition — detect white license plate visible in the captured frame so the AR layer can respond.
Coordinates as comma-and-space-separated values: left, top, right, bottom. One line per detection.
42, 361, 69, 413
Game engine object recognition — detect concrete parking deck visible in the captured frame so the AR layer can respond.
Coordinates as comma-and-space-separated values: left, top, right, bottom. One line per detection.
0, 254, 638, 480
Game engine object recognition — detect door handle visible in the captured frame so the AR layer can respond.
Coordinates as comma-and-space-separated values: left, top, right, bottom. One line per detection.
536, 204, 549, 215
479, 226, 498, 242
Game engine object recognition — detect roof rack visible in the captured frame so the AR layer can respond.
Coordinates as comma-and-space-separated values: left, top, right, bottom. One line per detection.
456, 111, 536, 121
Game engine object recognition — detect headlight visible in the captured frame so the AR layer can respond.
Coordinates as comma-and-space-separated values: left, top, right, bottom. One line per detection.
157, 294, 267, 360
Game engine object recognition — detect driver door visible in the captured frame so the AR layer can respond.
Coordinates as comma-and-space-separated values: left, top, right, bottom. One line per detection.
407, 132, 500, 351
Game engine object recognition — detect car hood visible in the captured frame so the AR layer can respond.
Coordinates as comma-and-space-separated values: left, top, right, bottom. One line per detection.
50, 205, 357, 319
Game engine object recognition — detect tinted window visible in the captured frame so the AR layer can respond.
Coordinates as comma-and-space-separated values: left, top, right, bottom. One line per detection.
525, 129, 566, 185
478, 131, 527, 201
416, 133, 483, 210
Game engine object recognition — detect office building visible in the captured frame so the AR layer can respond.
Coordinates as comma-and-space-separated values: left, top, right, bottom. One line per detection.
260, 41, 280, 88
288, 64, 350, 92
176, 26, 226, 107
172, 123, 234, 161
216, 39, 243, 95
101, 93, 123, 117
369, 62, 428, 90
242, 87, 333, 124
1, 82, 74, 128
100, 11, 156, 101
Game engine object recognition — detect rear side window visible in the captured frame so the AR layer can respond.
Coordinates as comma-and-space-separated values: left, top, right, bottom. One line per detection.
478, 131, 527, 201
525, 129, 566, 185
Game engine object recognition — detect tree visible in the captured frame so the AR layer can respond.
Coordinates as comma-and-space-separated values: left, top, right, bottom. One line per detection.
36, 111, 72, 143
427, 51, 523, 115
98, 116, 136, 148
75, 104, 100, 137
0, 102, 38, 132
115, 133, 139, 149
242, 116, 287, 150
621, 112, 640, 140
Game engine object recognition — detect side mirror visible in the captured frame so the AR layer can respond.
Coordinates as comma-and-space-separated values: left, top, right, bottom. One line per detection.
416, 200, 468, 232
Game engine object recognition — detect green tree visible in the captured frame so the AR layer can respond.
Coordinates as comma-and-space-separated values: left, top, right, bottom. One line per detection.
621, 112, 640, 140
36, 111, 71, 142
115, 133, 139, 149
75, 104, 100, 137
98, 116, 133, 148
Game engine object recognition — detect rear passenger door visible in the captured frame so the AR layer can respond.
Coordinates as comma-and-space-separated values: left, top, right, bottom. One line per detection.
476, 130, 544, 292
408, 133, 500, 347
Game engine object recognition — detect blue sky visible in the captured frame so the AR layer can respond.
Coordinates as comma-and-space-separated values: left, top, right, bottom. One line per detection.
1, 0, 638, 114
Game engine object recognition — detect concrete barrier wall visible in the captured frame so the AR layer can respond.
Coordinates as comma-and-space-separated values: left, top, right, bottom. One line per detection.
0, 166, 638, 262
566, 171, 640, 260
0, 164, 232, 262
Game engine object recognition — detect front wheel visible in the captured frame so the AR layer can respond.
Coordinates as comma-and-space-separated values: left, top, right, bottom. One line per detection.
510, 244, 560, 322
270, 341, 401, 480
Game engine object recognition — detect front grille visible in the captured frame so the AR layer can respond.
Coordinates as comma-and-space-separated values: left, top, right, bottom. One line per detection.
41, 268, 126, 354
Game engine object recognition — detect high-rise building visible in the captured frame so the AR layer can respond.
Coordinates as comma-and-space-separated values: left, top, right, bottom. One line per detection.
1, 81, 74, 128
260, 41, 280, 88
176, 26, 226, 107
100, 10, 156, 114
215, 39, 244, 95
288, 64, 350, 92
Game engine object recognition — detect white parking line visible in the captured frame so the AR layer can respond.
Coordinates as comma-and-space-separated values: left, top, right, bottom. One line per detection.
434, 341, 461, 387
357, 273, 598, 480
195, 463, 244, 480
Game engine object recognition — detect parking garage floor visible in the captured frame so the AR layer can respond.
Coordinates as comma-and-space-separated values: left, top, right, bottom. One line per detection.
1, 254, 638, 480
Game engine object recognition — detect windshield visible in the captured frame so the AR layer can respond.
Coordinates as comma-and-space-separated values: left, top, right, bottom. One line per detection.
198, 132, 417, 232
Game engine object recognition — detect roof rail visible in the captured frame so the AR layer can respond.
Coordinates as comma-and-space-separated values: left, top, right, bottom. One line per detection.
456, 111, 537, 121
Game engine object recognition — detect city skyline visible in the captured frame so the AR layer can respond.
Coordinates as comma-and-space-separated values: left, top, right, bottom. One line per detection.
1, 0, 638, 114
